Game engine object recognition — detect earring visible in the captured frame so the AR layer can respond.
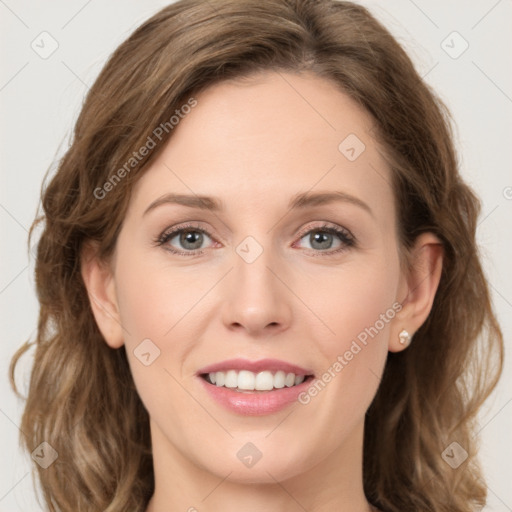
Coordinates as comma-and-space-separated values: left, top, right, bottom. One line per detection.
398, 329, 411, 347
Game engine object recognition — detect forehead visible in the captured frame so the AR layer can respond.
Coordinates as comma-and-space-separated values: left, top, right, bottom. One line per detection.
128, 71, 394, 220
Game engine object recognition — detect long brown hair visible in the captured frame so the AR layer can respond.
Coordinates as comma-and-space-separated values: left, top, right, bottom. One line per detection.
10, 1, 504, 510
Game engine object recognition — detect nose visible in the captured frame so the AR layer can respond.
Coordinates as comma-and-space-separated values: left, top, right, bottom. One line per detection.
220, 242, 292, 337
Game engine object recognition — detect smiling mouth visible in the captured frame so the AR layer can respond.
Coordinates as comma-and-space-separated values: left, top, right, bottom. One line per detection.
200, 370, 315, 393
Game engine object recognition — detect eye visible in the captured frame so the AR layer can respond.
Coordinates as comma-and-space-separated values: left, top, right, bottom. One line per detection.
155, 222, 355, 257
294, 224, 355, 254
155, 223, 216, 255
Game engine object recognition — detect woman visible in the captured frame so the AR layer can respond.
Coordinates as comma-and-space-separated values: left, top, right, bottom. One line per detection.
10, 0, 504, 511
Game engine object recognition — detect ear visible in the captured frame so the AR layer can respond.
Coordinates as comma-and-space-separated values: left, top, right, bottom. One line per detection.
80, 241, 124, 349
389, 232, 443, 353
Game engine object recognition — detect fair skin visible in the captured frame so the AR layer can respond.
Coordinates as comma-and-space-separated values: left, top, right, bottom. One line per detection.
82, 71, 442, 512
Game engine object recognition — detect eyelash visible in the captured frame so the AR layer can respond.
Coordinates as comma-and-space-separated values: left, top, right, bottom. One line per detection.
154, 222, 356, 257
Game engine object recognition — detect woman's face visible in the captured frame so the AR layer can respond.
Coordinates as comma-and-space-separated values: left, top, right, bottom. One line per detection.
106, 71, 407, 483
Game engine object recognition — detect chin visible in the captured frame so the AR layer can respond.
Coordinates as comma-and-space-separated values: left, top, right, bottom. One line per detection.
195, 440, 314, 484
211, 462, 307, 485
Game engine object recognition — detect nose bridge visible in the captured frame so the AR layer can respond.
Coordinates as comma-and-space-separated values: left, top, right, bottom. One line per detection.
233, 234, 279, 305
221, 233, 292, 334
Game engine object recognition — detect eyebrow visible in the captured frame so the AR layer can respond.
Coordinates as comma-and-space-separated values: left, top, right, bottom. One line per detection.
143, 193, 222, 216
143, 190, 373, 217
289, 191, 373, 217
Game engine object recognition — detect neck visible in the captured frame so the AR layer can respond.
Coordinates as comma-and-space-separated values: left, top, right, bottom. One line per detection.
145, 418, 373, 512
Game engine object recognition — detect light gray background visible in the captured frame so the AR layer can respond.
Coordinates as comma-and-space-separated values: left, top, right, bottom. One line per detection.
1, 1, 511, 510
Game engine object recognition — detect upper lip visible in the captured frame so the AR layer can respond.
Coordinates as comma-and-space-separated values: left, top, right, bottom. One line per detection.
197, 358, 314, 376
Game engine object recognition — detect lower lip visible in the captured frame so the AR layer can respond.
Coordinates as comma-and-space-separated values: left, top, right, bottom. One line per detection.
197, 376, 314, 416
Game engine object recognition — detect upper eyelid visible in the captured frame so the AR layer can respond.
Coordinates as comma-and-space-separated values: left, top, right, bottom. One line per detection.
160, 221, 351, 238
295, 222, 352, 238
159, 223, 214, 242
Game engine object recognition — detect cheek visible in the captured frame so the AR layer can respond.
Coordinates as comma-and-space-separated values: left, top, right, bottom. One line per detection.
112, 256, 208, 444
114, 255, 211, 344
111, 252, 196, 389
294, 254, 399, 415
298, 257, 399, 355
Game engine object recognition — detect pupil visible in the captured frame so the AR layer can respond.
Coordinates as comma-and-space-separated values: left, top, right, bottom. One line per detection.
181, 230, 203, 249
311, 232, 332, 250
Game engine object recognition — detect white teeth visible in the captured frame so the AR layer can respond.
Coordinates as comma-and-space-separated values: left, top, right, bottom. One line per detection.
274, 370, 285, 389
285, 372, 295, 387
224, 370, 238, 388
294, 374, 305, 385
215, 371, 225, 387
238, 370, 255, 390
255, 371, 274, 390
206, 370, 308, 390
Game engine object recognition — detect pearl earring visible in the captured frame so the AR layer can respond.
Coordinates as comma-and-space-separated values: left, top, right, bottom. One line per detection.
398, 329, 411, 346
